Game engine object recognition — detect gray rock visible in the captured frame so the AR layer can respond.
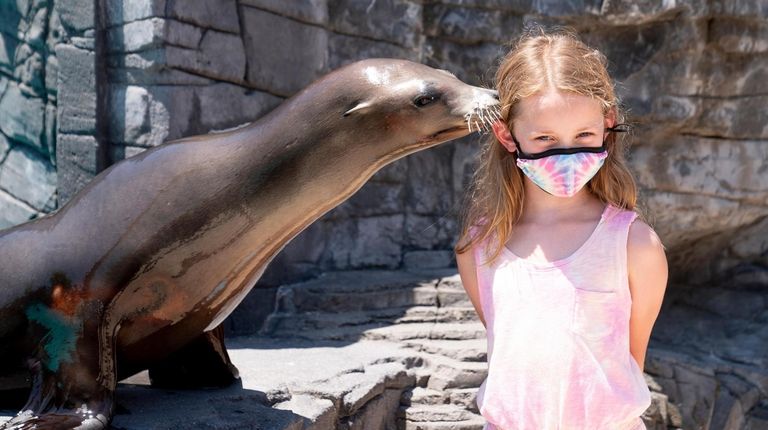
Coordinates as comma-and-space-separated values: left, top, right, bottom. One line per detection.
241, 6, 329, 97
165, 18, 203, 49
0, 132, 9, 160
0, 82, 45, 150
273, 394, 337, 429
423, 3, 524, 44
708, 17, 768, 54
166, 29, 246, 84
194, 82, 283, 135
55, 43, 96, 135
0, 143, 56, 211
405, 145, 454, 215
55, 134, 98, 206
109, 85, 151, 144
695, 96, 768, 139
601, 0, 707, 23
423, 37, 505, 86
351, 215, 404, 268
15, 48, 44, 95
240, 0, 329, 26
327, 31, 417, 71
56, 0, 93, 34
0, 187, 38, 229
107, 17, 165, 53
403, 213, 458, 249
333, 180, 403, 219
23, 4, 47, 49
166, 0, 240, 34
328, 0, 421, 49
105, 0, 167, 27
0, 33, 19, 74
403, 250, 455, 270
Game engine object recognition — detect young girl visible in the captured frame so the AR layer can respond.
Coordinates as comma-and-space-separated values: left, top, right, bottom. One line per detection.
454, 26, 668, 430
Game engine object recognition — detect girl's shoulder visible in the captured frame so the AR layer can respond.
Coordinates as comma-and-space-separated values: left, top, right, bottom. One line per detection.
605, 202, 640, 224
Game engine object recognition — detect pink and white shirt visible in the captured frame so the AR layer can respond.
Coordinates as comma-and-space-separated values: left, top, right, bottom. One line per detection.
470, 203, 651, 430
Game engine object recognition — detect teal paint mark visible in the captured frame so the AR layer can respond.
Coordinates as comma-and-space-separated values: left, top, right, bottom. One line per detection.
25, 303, 81, 372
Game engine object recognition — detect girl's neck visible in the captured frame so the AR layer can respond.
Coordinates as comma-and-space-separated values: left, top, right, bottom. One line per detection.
521, 181, 604, 224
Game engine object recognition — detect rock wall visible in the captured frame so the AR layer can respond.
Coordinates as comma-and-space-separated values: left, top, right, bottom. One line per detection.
0, 0, 104, 225
0, 0, 766, 335
0, 0, 60, 225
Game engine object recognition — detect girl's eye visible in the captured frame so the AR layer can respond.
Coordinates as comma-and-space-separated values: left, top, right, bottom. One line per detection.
535, 132, 593, 141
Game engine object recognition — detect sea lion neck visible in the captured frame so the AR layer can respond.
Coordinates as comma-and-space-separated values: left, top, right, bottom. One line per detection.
231, 87, 389, 192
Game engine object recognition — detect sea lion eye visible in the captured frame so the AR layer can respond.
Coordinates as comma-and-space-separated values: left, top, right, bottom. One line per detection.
413, 93, 440, 107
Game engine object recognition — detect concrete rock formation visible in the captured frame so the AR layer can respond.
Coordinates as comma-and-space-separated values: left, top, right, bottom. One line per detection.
1, 0, 765, 291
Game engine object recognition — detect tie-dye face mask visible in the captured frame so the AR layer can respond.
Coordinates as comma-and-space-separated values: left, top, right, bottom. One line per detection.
511, 124, 629, 197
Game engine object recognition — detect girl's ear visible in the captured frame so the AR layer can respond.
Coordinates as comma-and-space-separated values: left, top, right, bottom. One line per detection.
492, 120, 516, 153
603, 107, 616, 140
605, 107, 617, 129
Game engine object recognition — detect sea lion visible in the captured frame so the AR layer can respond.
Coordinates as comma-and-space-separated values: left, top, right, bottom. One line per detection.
0, 57, 499, 429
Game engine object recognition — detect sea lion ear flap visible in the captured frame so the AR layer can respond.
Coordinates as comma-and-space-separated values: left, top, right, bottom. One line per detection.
343, 100, 373, 117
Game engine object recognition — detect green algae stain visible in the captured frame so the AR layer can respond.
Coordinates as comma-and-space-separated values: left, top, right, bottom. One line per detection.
25, 303, 81, 372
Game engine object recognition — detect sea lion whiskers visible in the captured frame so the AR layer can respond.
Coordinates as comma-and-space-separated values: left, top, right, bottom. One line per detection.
464, 100, 498, 135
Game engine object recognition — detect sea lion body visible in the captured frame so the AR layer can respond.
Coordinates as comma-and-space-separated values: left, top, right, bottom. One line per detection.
0, 58, 498, 429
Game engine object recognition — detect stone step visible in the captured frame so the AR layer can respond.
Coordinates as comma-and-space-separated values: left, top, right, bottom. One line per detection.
401, 387, 447, 406
445, 388, 481, 413
419, 352, 488, 391
402, 338, 487, 363
261, 306, 482, 334
397, 403, 486, 430
267, 321, 487, 342
400, 418, 486, 430
401, 387, 481, 413
274, 270, 441, 313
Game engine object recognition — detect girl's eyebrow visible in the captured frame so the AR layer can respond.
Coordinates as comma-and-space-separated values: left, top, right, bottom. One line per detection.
529, 123, 602, 135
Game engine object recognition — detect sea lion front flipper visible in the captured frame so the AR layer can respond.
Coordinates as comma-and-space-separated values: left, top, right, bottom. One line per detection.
1, 304, 117, 430
148, 324, 240, 389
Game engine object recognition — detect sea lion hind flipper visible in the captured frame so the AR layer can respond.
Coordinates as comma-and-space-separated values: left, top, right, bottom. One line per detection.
148, 324, 240, 389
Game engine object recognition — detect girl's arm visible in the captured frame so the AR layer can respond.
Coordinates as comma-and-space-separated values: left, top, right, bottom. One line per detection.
627, 219, 669, 372
456, 248, 488, 329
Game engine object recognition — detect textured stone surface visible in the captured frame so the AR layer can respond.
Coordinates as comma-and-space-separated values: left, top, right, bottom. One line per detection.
105, 0, 167, 26
239, 0, 329, 26
0, 143, 56, 211
11, 0, 763, 289
55, 134, 99, 207
166, 0, 240, 34
0, 82, 45, 150
240, 5, 329, 96
55, 43, 96, 133
0, 0, 62, 226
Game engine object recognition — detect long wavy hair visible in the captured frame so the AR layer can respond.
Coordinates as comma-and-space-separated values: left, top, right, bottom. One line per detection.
454, 25, 649, 266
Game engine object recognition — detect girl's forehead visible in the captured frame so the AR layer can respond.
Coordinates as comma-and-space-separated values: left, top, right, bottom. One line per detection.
520, 90, 600, 113
515, 91, 604, 131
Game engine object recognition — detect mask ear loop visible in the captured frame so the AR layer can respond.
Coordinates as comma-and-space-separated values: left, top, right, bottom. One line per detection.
604, 123, 632, 141
510, 132, 528, 159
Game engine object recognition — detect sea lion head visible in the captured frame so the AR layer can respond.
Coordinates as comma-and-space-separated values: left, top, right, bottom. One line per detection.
289, 58, 500, 162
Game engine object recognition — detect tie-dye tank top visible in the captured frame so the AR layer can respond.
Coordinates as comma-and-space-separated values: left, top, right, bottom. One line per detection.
469, 203, 651, 430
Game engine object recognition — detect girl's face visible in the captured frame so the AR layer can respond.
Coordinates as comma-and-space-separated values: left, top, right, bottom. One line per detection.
493, 90, 615, 156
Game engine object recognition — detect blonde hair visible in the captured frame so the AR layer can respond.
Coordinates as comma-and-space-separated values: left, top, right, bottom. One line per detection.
454, 24, 649, 266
